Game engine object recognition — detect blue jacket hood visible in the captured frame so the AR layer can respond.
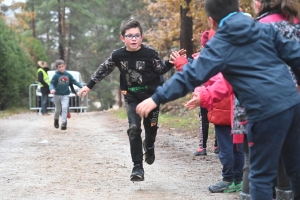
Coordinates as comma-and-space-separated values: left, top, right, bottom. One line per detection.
214, 12, 260, 46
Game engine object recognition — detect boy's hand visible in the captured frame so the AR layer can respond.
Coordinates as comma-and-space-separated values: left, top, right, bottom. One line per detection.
169, 49, 186, 64
185, 92, 201, 110
77, 86, 90, 97
50, 89, 56, 94
136, 98, 157, 118
169, 51, 180, 64
178, 49, 187, 56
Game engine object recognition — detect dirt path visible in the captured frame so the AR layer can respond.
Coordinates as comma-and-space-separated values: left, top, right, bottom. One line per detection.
0, 111, 239, 200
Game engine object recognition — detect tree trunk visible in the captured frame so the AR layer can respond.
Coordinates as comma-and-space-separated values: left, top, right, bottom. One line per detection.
180, 0, 193, 58
66, 0, 73, 67
62, 0, 66, 38
67, 23, 72, 67
58, 0, 64, 60
31, 4, 36, 38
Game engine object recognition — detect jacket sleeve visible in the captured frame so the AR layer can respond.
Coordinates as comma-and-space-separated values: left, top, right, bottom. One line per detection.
87, 53, 116, 89
69, 83, 76, 94
152, 50, 174, 75
70, 75, 83, 89
49, 75, 57, 91
200, 73, 233, 111
203, 73, 220, 87
273, 26, 300, 77
174, 57, 188, 72
151, 46, 226, 106
173, 57, 198, 72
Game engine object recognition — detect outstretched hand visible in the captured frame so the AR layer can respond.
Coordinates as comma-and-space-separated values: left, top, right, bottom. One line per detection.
136, 98, 157, 118
169, 49, 186, 64
178, 49, 187, 56
77, 86, 90, 97
185, 92, 201, 110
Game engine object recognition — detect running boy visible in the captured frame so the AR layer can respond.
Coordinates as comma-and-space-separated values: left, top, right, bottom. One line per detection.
136, 0, 300, 199
77, 20, 174, 182
50, 59, 82, 130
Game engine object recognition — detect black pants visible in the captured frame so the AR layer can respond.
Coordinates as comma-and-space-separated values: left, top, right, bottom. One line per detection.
199, 107, 217, 148
125, 97, 159, 165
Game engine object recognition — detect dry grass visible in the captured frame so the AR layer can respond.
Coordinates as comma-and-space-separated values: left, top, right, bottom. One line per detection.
0, 107, 29, 119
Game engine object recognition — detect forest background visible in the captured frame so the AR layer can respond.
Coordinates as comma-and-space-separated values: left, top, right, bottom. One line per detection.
0, 0, 253, 111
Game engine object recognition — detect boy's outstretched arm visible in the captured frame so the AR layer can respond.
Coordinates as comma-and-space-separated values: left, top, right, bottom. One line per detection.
136, 98, 157, 118
78, 55, 116, 97
138, 47, 225, 116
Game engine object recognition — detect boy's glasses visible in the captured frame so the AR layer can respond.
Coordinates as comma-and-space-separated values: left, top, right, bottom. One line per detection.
124, 34, 142, 40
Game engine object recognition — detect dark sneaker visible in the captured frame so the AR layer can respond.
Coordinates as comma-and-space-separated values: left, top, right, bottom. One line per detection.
194, 147, 207, 156
61, 123, 67, 130
214, 146, 219, 154
130, 164, 144, 181
54, 119, 59, 128
143, 140, 155, 165
208, 181, 235, 193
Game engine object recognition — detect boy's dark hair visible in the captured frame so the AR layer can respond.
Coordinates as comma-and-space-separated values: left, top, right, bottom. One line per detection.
55, 59, 65, 68
204, 0, 240, 23
120, 19, 143, 36
256, 0, 299, 23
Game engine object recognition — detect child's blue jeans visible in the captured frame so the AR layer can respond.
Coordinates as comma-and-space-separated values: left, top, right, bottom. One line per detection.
215, 125, 244, 182
247, 103, 300, 200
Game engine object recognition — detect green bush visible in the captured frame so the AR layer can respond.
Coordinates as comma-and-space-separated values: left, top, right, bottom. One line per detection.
0, 18, 47, 110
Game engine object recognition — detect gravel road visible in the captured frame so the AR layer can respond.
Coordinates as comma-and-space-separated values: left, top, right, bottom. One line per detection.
0, 111, 239, 200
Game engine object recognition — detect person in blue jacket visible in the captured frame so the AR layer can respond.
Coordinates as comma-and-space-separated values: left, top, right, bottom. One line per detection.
136, 0, 300, 199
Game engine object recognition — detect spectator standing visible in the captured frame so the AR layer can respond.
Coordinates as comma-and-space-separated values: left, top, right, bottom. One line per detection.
37, 61, 50, 115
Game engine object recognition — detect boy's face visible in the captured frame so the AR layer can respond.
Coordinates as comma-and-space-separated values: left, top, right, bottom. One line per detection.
120, 27, 143, 51
57, 64, 66, 73
42, 62, 47, 68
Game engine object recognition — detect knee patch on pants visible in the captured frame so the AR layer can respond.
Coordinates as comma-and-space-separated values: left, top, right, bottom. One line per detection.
127, 125, 142, 138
